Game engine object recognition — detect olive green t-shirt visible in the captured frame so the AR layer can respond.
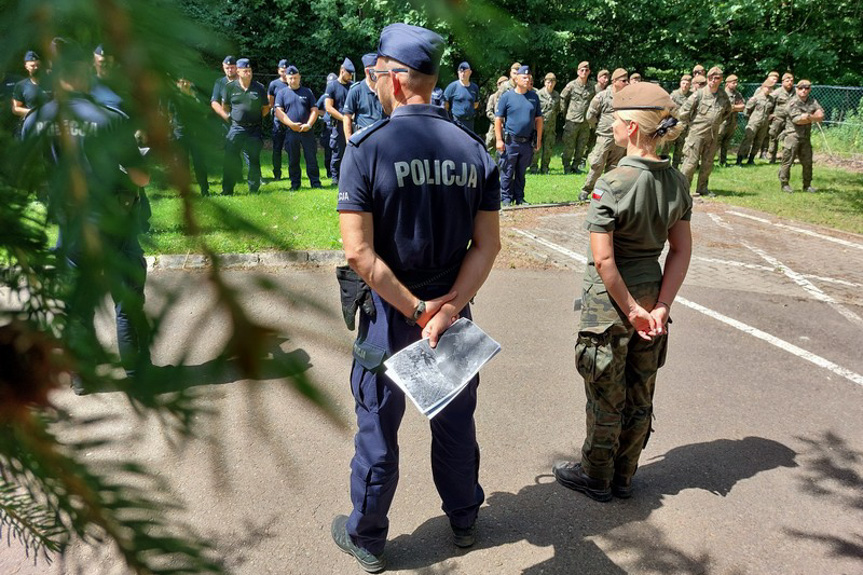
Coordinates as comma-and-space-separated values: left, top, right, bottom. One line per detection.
583, 156, 692, 286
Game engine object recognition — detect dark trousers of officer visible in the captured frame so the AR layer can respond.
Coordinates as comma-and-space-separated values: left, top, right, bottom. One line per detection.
272, 125, 288, 180
329, 124, 346, 182
454, 116, 475, 132
319, 127, 332, 176
286, 130, 321, 189
223, 125, 262, 195
347, 292, 484, 556
499, 137, 534, 204
176, 135, 209, 196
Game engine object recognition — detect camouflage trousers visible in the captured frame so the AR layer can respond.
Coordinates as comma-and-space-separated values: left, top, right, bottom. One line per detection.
716, 121, 738, 165
576, 281, 668, 482
779, 134, 813, 188
530, 124, 557, 172
581, 135, 625, 193
767, 117, 785, 162
561, 120, 591, 171
737, 120, 769, 160
681, 134, 719, 193
485, 125, 496, 156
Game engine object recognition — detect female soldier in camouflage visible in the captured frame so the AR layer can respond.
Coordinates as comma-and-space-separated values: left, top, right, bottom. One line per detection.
553, 82, 693, 501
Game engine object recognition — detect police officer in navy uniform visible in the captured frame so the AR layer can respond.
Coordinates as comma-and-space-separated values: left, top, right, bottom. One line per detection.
343, 53, 385, 139
12, 51, 50, 126
221, 58, 269, 195
317, 72, 338, 177
274, 65, 321, 190
443, 61, 480, 131
324, 58, 354, 185
267, 59, 290, 180
210, 55, 237, 124
22, 40, 153, 392
495, 65, 543, 206
90, 44, 124, 109
332, 23, 501, 573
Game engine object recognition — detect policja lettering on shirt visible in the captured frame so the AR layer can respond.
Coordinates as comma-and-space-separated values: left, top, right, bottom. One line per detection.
394, 159, 479, 188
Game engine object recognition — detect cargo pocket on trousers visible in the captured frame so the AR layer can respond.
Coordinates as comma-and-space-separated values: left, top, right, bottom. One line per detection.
575, 326, 614, 382
353, 458, 391, 515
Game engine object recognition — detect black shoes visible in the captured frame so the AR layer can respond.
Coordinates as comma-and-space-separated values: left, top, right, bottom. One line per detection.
611, 475, 632, 499
578, 190, 590, 202
552, 461, 612, 502
331, 515, 386, 573
451, 521, 476, 548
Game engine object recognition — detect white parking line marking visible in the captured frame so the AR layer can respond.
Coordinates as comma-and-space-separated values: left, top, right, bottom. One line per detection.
726, 211, 863, 251
514, 229, 863, 388
708, 213, 734, 230
693, 256, 863, 288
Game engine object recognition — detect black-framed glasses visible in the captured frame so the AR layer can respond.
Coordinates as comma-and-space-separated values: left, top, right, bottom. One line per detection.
368, 67, 409, 82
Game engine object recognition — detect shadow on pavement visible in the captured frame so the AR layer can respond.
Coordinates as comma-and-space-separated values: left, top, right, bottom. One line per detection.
389, 437, 797, 574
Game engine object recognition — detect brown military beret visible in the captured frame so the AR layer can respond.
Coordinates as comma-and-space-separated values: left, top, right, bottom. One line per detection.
597, 69, 609, 78
692, 64, 705, 73
681, 74, 692, 81
613, 82, 674, 111
629, 72, 642, 81
796, 79, 812, 89
726, 74, 738, 82
782, 72, 794, 81
511, 62, 521, 71
707, 66, 723, 77
761, 79, 775, 88
612, 68, 628, 81
544, 72, 556, 81
768, 71, 780, 78
693, 74, 707, 85
497, 75, 509, 85
578, 61, 590, 69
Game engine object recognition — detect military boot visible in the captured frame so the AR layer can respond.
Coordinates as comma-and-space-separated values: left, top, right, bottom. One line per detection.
746, 155, 755, 165
552, 461, 612, 502
578, 189, 590, 202
781, 183, 794, 193
735, 154, 743, 167
804, 185, 818, 193
612, 475, 633, 499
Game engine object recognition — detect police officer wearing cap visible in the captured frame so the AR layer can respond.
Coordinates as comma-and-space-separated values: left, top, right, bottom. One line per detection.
579, 68, 629, 202
495, 65, 542, 206
211, 56, 238, 121
779, 79, 824, 193
317, 72, 338, 174
274, 65, 321, 190
90, 44, 124, 109
332, 23, 500, 573
325, 58, 355, 185
553, 81, 692, 503
220, 58, 269, 195
267, 59, 290, 180
12, 51, 50, 123
443, 61, 480, 131
343, 53, 385, 140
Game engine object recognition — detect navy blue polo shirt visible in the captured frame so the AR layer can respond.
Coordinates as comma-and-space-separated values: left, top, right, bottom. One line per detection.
13, 78, 49, 109
275, 85, 317, 124
337, 104, 500, 278
316, 93, 330, 122
496, 89, 542, 138
268, 78, 289, 101
90, 77, 123, 109
343, 81, 383, 129
443, 80, 479, 120
325, 80, 350, 114
222, 79, 267, 125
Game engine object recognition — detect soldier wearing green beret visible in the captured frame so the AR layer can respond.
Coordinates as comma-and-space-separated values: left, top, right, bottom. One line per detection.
767, 72, 795, 163
530, 72, 561, 174
716, 74, 745, 166
553, 81, 692, 502
578, 68, 629, 201
779, 80, 824, 193
560, 61, 594, 174
677, 66, 732, 196
736, 79, 775, 165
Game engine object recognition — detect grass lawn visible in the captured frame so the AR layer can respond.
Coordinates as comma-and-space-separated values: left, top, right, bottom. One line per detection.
40, 145, 863, 254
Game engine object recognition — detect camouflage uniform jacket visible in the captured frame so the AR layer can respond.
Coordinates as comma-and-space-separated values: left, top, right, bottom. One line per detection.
537, 87, 561, 127
594, 82, 606, 96
768, 87, 795, 121
720, 87, 744, 133
744, 91, 772, 128
670, 88, 691, 110
783, 96, 824, 143
485, 88, 504, 122
679, 86, 732, 139
587, 87, 615, 137
560, 79, 593, 123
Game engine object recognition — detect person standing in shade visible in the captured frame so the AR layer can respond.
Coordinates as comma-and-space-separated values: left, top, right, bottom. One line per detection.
767, 72, 795, 164
484, 75, 509, 154
578, 68, 629, 202
496, 65, 543, 206
666, 74, 692, 168
168, 77, 210, 196
90, 45, 123, 109
316, 72, 337, 177
343, 53, 384, 139
530, 72, 560, 174
553, 82, 691, 503
678, 66, 731, 197
220, 58, 269, 195
443, 61, 480, 131
267, 59, 290, 180
736, 79, 775, 165
12, 51, 50, 123
332, 23, 500, 572
325, 58, 355, 185
211, 55, 237, 124
274, 65, 321, 191
716, 74, 745, 166
560, 61, 594, 174
779, 79, 823, 194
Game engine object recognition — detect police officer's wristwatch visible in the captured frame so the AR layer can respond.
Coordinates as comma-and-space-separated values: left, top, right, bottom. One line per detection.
406, 300, 426, 326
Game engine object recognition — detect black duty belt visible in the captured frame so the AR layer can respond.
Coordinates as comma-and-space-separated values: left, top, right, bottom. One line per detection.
506, 134, 531, 144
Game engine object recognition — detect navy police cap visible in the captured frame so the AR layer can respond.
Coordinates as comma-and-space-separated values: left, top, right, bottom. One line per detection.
342, 58, 355, 73
236, 58, 251, 69
94, 44, 105, 56
377, 23, 444, 76
458, 61, 471, 71
24, 50, 39, 62
517, 65, 530, 75
278, 59, 289, 69
286, 65, 299, 75
361, 52, 378, 68
223, 55, 237, 65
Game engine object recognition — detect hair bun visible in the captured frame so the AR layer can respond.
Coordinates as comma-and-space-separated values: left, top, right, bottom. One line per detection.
653, 116, 678, 138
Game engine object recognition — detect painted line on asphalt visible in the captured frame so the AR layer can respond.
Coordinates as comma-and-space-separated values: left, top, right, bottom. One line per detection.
726, 210, 863, 251
513, 228, 863, 388
693, 256, 863, 288
708, 213, 734, 230
742, 242, 863, 329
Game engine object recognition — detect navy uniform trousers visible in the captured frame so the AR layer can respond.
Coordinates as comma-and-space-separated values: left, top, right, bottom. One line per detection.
329, 124, 346, 182
286, 130, 321, 188
347, 289, 484, 556
499, 138, 533, 204
223, 124, 263, 194
272, 124, 288, 180
319, 126, 332, 177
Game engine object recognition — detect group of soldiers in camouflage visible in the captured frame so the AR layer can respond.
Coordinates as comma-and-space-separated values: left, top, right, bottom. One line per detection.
481, 61, 824, 199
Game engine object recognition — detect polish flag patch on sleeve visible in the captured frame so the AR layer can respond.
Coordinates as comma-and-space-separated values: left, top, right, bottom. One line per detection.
592, 190, 604, 201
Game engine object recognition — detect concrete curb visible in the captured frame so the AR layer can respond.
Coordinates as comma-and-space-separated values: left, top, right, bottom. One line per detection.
146, 250, 344, 272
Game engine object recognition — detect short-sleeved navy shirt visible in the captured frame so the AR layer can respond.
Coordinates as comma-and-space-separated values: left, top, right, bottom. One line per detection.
316, 93, 330, 123
275, 85, 317, 124
337, 104, 500, 279
343, 80, 383, 129
268, 78, 288, 100
211, 76, 229, 103
90, 77, 123, 110
325, 80, 350, 113
443, 80, 479, 120
496, 89, 542, 137
222, 80, 267, 125
13, 78, 49, 109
